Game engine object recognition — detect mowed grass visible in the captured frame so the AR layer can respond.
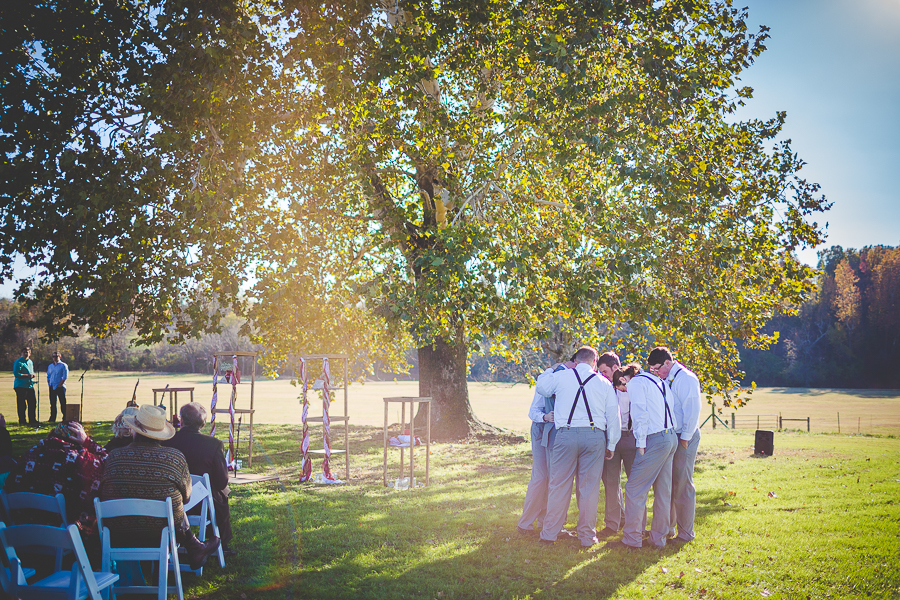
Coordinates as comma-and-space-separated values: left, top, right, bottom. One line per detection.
7, 424, 899, 599
1, 372, 898, 435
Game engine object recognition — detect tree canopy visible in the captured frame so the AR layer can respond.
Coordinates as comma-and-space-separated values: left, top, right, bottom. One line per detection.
1, 0, 828, 438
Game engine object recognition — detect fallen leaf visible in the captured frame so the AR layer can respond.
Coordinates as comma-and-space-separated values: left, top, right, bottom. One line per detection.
524, 559, 531, 564
768, 491, 777, 498
660, 567, 668, 574
694, 568, 702, 573
679, 571, 685, 578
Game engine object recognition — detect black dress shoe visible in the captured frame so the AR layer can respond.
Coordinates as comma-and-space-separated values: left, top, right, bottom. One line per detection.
597, 527, 618, 539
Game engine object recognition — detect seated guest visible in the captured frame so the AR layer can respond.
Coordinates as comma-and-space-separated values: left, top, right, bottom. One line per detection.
104, 406, 140, 452
0, 414, 17, 488
100, 404, 219, 571
4, 421, 107, 536
163, 402, 234, 555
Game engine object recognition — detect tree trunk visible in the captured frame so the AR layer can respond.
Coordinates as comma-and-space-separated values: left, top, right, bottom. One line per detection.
415, 324, 485, 441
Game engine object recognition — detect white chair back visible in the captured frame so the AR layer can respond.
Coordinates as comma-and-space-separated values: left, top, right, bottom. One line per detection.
183, 473, 225, 570
1, 490, 68, 526
94, 497, 184, 600
0, 491, 70, 568
0, 522, 118, 600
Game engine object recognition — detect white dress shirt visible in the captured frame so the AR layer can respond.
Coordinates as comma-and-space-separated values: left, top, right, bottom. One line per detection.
616, 389, 631, 431
535, 362, 621, 451
528, 368, 555, 423
668, 361, 702, 441
626, 370, 678, 448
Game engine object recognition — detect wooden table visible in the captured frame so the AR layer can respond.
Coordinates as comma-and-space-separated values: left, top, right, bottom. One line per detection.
152, 387, 194, 421
383, 396, 431, 488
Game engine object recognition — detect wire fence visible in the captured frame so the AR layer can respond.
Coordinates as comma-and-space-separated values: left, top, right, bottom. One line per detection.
701, 403, 900, 435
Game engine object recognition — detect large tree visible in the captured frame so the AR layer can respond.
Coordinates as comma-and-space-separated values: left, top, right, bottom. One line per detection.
1, 0, 827, 439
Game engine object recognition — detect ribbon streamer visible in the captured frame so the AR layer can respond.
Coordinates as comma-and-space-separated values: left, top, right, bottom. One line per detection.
298, 358, 312, 482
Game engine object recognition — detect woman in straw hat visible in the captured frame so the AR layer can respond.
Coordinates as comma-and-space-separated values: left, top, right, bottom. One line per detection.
100, 404, 220, 571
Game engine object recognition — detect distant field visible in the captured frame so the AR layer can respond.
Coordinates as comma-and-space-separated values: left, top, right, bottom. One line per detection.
1, 372, 898, 434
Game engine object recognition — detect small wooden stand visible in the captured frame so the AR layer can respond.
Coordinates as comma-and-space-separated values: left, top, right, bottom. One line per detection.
152, 387, 194, 422
383, 397, 431, 488
299, 354, 350, 481
211, 352, 257, 467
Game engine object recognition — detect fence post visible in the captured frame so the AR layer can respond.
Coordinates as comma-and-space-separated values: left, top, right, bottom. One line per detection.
807, 417, 810, 433
732, 413, 736, 430
837, 412, 840, 434
712, 403, 716, 430
858, 417, 860, 434
778, 412, 782, 430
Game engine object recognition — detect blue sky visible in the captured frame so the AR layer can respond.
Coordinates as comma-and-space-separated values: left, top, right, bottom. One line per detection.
2, 0, 898, 297
736, 0, 900, 265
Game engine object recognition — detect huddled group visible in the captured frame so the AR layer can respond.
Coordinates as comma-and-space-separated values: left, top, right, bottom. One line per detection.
517, 345, 701, 549
0, 396, 235, 572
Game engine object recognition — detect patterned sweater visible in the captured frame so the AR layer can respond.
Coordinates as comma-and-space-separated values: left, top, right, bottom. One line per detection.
100, 438, 191, 546
4, 433, 107, 536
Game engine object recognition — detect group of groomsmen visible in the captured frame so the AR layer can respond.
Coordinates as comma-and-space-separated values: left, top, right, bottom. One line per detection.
517, 345, 702, 549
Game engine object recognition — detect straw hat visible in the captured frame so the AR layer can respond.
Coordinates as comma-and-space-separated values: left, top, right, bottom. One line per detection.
123, 404, 175, 440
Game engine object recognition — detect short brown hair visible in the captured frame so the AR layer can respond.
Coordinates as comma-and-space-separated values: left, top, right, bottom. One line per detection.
597, 351, 620, 370
573, 346, 599, 365
647, 347, 673, 366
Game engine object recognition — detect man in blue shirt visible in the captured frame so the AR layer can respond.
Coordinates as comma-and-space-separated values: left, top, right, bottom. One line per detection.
46, 351, 69, 423
12, 347, 37, 426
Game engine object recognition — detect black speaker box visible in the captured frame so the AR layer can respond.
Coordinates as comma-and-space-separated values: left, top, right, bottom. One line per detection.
754, 429, 774, 456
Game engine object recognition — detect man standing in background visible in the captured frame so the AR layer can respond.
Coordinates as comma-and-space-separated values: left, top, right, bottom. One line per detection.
46, 351, 68, 423
12, 347, 37, 426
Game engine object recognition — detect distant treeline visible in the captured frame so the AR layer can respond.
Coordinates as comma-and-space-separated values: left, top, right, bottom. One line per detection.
740, 244, 900, 388
4, 244, 899, 389
0, 300, 257, 374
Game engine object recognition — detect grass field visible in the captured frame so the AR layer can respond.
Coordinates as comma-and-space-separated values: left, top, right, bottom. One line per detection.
1, 372, 899, 435
6, 424, 898, 599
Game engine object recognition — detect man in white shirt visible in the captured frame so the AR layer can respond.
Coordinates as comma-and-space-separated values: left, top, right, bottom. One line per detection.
517, 363, 569, 534
46, 351, 69, 423
536, 346, 620, 547
653, 347, 703, 543
615, 348, 679, 549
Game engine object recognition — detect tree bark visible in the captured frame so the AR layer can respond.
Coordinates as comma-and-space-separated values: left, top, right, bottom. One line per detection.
415, 323, 486, 440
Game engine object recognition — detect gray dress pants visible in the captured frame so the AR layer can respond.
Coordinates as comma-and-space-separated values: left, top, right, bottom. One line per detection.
518, 421, 556, 530
622, 429, 677, 548
601, 430, 637, 531
669, 428, 701, 541
539, 427, 606, 546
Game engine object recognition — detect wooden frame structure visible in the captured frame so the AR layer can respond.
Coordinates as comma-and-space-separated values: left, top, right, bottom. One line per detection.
152, 387, 194, 422
210, 352, 257, 467
297, 354, 350, 481
382, 396, 431, 488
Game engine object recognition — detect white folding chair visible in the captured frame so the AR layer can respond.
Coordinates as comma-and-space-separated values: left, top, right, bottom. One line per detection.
0, 491, 69, 569
1, 490, 68, 526
94, 497, 184, 600
182, 473, 225, 572
0, 520, 35, 593
0, 522, 118, 600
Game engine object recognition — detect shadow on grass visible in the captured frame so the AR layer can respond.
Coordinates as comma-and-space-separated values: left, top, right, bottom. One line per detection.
182, 425, 733, 600
765, 387, 900, 398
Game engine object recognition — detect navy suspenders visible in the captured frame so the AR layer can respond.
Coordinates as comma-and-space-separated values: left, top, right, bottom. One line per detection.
566, 370, 597, 429
635, 373, 673, 429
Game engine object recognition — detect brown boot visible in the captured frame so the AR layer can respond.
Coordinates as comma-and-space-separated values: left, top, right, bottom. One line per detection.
180, 528, 220, 571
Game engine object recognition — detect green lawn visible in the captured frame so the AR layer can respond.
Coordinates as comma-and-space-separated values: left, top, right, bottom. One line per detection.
7, 424, 898, 599
2, 372, 898, 434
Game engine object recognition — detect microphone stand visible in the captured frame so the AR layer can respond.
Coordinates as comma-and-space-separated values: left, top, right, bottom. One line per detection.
79, 359, 95, 422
